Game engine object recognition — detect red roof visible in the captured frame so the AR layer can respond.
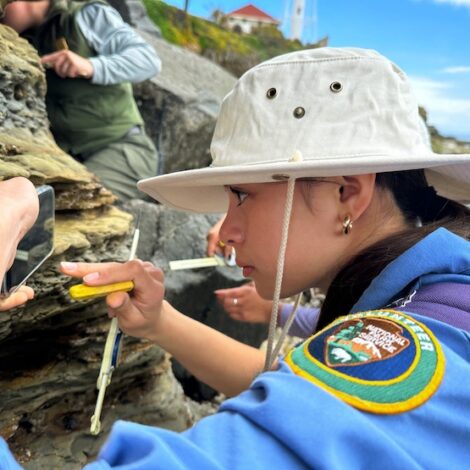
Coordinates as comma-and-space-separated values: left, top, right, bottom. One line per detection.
227, 4, 279, 23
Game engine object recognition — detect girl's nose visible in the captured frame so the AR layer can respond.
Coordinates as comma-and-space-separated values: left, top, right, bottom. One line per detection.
219, 214, 244, 246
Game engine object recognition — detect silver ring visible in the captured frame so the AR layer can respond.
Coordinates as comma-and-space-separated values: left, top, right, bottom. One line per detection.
233, 298, 238, 305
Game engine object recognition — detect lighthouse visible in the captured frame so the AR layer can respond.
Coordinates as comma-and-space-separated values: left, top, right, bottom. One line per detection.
288, 0, 317, 43
290, 0, 305, 40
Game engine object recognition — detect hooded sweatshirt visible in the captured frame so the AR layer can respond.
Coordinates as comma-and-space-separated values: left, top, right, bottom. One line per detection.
1, 228, 470, 469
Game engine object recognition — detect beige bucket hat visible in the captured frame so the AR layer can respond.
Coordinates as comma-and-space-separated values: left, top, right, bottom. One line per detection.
138, 47, 470, 212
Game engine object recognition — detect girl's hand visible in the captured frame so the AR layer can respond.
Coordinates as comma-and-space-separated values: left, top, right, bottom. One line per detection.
60, 260, 165, 341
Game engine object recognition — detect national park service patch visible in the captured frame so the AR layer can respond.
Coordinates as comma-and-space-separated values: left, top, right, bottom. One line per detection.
285, 310, 445, 414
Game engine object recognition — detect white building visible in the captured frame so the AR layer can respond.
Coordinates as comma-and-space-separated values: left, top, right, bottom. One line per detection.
225, 4, 280, 34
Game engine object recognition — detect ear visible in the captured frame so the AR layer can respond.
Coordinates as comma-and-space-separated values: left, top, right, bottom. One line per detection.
337, 174, 376, 223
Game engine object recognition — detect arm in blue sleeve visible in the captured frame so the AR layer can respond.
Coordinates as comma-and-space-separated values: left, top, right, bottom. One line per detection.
0, 438, 24, 470
278, 303, 319, 338
76, 4, 161, 85
83, 421, 222, 470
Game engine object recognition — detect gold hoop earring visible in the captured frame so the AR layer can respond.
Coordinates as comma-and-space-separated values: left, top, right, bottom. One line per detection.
342, 215, 353, 235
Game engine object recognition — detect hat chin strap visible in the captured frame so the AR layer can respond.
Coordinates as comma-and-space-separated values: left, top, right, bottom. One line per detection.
263, 176, 303, 371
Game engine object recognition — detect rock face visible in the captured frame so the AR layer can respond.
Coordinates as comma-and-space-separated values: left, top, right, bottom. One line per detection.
133, 32, 236, 174
108, 0, 162, 39
0, 23, 267, 468
0, 28, 116, 209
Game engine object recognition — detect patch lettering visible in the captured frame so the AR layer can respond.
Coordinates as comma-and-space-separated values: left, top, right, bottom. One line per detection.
285, 310, 445, 414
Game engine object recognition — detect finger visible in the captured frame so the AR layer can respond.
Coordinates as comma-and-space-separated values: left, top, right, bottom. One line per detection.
48, 54, 68, 77
0, 288, 34, 311
56, 56, 70, 77
18, 285, 34, 299
59, 59, 71, 77
206, 237, 217, 256
223, 297, 241, 313
214, 288, 231, 297
40, 51, 64, 63
107, 291, 128, 310
61, 259, 161, 277
92, 261, 161, 294
107, 292, 134, 328
228, 312, 244, 322
220, 285, 248, 298
60, 260, 157, 281
60, 261, 125, 278
106, 291, 153, 335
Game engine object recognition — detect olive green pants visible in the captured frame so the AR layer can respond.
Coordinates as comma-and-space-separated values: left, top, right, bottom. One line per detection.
79, 129, 158, 202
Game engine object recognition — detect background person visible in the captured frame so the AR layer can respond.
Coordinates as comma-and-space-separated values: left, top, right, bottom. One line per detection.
1, 0, 161, 201
2, 47, 470, 468
215, 281, 320, 337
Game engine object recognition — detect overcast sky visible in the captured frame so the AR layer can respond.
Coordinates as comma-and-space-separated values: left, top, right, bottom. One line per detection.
163, 0, 470, 141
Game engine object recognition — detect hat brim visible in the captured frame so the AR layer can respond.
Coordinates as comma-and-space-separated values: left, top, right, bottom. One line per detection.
138, 151, 470, 213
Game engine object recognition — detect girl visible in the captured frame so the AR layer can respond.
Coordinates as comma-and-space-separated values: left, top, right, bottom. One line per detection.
3, 47, 470, 469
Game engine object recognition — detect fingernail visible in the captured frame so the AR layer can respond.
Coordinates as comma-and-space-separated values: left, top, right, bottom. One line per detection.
61, 262, 77, 271
83, 272, 100, 283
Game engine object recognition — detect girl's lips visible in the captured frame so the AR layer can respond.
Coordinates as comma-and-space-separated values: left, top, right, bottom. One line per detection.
242, 266, 254, 277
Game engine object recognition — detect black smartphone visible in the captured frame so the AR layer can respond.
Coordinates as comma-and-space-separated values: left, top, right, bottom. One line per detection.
2, 185, 55, 295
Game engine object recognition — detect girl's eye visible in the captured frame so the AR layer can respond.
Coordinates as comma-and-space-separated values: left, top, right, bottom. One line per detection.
229, 187, 248, 206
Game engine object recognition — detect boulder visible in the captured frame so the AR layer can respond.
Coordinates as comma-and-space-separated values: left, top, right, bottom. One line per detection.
133, 32, 236, 174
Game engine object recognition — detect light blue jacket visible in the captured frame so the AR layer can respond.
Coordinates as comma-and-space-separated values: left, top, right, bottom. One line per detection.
2, 228, 470, 469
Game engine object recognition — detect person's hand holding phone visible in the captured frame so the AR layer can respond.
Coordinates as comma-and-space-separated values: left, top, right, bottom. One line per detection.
0, 286, 34, 311
0, 0, 42, 18
0, 177, 39, 310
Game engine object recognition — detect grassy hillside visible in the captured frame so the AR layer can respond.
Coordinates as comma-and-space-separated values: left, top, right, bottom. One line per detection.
143, 0, 326, 76
143, 1, 468, 148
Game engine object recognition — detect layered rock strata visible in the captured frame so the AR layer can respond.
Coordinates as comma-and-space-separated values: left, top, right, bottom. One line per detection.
0, 24, 266, 468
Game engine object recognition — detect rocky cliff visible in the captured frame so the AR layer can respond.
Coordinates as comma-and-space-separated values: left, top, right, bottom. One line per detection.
0, 18, 265, 469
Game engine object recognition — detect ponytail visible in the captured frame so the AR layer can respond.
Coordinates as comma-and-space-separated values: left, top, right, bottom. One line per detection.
316, 169, 470, 331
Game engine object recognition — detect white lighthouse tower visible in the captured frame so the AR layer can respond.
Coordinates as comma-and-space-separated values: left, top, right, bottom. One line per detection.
290, 0, 305, 40
288, 0, 317, 43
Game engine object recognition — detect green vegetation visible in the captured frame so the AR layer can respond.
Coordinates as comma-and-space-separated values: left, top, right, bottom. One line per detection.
143, 2, 468, 146
142, 0, 325, 76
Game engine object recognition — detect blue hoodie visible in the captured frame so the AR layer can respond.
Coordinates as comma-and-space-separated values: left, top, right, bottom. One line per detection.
2, 228, 470, 469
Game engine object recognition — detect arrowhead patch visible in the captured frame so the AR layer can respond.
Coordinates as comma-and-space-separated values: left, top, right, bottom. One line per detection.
285, 310, 445, 414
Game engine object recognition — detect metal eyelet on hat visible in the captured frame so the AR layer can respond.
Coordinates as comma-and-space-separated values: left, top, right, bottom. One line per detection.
266, 88, 277, 99
330, 81, 343, 93
293, 107, 305, 119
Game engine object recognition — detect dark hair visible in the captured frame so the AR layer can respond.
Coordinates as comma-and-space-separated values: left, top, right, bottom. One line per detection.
315, 169, 470, 331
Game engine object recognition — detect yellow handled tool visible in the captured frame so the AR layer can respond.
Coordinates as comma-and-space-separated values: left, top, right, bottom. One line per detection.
69, 281, 134, 301
67, 212, 140, 435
